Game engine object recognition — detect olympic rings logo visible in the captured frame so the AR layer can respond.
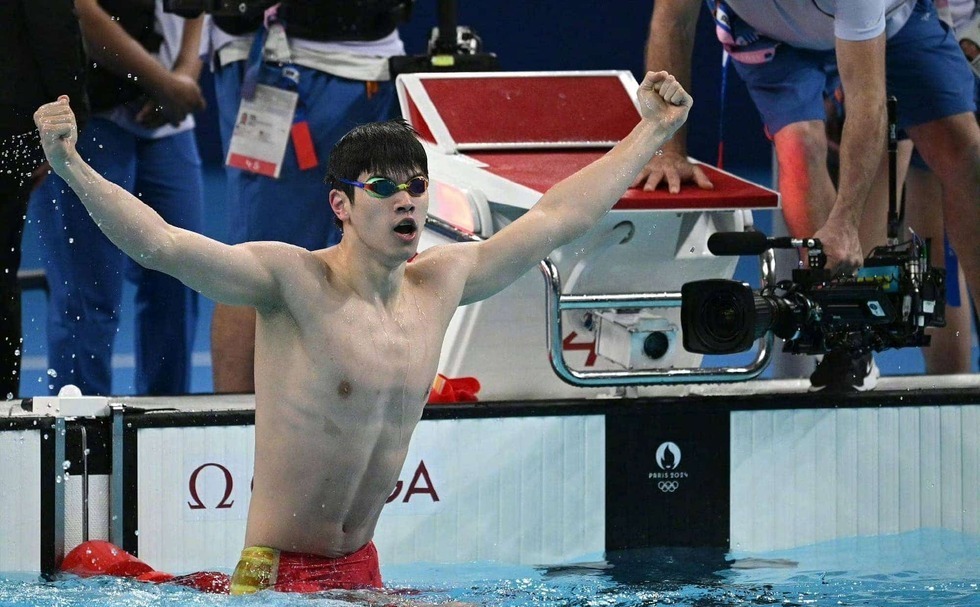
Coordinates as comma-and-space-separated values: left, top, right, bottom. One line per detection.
657, 480, 679, 493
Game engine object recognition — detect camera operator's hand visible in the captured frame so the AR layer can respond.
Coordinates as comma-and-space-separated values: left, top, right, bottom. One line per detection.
813, 219, 864, 275
631, 150, 714, 194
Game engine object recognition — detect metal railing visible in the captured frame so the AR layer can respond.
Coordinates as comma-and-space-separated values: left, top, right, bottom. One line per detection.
541, 255, 775, 386
426, 214, 776, 387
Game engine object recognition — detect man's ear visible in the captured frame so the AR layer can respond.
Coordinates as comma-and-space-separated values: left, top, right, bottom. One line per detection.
329, 188, 351, 223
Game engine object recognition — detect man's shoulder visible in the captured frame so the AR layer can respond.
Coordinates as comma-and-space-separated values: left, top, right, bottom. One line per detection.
406, 242, 478, 291
242, 240, 326, 280
411, 241, 477, 271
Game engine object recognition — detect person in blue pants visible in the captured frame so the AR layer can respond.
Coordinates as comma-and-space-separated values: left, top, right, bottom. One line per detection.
31, 0, 206, 396
204, 3, 405, 392
0, 0, 88, 400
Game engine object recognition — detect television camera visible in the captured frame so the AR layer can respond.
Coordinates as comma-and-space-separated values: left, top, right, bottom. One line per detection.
681, 97, 949, 359
680, 231, 946, 356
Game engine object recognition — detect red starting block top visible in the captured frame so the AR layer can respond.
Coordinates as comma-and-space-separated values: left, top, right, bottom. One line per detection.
396, 71, 778, 211
467, 150, 777, 211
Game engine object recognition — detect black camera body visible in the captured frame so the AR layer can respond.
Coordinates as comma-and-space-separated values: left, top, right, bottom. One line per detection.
680, 233, 946, 356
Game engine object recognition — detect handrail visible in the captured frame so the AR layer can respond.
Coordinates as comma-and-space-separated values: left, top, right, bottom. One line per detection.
541, 256, 774, 386
425, 214, 776, 387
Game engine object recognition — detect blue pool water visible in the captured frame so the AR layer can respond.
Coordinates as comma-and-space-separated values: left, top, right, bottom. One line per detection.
1, 529, 977, 606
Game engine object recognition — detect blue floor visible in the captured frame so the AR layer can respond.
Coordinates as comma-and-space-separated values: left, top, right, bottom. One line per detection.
16, 163, 977, 397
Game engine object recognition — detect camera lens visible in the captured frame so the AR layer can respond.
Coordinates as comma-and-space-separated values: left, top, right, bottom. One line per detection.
681, 279, 761, 354
700, 291, 747, 348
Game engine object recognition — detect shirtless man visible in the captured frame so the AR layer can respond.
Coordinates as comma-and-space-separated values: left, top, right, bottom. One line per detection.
33, 71, 692, 594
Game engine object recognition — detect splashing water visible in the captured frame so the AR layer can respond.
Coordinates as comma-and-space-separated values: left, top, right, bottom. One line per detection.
0, 530, 975, 607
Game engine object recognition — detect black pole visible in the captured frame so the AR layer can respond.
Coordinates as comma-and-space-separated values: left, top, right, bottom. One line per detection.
886, 96, 900, 244
434, 0, 458, 54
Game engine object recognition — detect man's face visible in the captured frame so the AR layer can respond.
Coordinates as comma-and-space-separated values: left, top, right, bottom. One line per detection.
346, 170, 429, 259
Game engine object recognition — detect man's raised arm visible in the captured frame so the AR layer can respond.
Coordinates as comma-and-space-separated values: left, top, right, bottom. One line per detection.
454, 71, 693, 305
34, 96, 280, 309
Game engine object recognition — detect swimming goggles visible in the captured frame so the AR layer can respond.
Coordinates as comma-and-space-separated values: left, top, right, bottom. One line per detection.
336, 176, 428, 199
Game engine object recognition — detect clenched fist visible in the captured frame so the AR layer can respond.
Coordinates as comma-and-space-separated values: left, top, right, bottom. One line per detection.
34, 95, 79, 174
637, 71, 693, 136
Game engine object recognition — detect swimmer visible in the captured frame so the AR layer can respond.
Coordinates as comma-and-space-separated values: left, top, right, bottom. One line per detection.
34, 71, 692, 595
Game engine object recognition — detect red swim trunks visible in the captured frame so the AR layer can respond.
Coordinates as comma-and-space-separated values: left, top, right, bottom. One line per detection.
229, 542, 383, 594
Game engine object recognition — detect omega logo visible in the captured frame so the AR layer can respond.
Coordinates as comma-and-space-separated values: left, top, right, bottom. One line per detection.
386, 460, 440, 504
187, 463, 236, 510
185, 459, 440, 510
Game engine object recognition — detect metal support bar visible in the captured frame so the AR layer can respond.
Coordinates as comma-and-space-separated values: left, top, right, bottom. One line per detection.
80, 424, 89, 543
425, 214, 777, 388
541, 255, 774, 386
52, 418, 66, 571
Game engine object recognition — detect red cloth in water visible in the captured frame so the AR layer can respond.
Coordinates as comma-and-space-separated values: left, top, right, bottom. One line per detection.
61, 540, 230, 593
61, 540, 155, 578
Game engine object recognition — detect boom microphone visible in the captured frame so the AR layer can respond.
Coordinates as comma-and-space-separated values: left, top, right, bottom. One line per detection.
707, 232, 821, 256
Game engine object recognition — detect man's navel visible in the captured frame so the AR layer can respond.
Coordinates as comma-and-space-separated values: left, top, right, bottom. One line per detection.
337, 380, 352, 399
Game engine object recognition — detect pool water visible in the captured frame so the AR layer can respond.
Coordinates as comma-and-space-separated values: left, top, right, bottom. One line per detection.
1, 530, 977, 606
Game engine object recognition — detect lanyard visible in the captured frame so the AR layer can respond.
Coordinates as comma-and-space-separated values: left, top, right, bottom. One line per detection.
241, 4, 318, 170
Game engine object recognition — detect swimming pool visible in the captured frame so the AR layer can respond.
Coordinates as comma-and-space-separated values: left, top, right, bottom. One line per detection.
1, 528, 976, 606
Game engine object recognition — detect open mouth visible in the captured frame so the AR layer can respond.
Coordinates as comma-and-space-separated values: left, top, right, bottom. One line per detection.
393, 218, 418, 238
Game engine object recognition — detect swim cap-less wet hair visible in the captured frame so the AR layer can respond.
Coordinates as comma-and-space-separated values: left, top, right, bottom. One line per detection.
327, 119, 428, 201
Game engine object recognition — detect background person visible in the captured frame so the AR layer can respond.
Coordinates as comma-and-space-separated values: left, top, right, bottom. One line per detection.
851, 0, 980, 374
641, 0, 980, 390
199, 1, 411, 393
0, 0, 88, 400
30, 0, 206, 396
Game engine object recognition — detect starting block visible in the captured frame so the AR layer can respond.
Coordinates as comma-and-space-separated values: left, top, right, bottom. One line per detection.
399, 71, 779, 399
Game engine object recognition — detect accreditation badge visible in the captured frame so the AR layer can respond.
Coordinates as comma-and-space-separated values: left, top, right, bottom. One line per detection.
225, 83, 299, 178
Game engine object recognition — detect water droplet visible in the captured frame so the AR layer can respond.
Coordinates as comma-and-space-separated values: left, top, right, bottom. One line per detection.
46, 368, 58, 378
62, 460, 71, 470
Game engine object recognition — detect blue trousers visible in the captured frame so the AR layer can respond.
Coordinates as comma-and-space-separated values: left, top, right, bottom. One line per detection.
213, 60, 398, 248
32, 117, 203, 396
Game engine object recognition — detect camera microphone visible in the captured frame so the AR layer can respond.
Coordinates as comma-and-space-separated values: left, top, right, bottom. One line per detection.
707, 232, 820, 256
